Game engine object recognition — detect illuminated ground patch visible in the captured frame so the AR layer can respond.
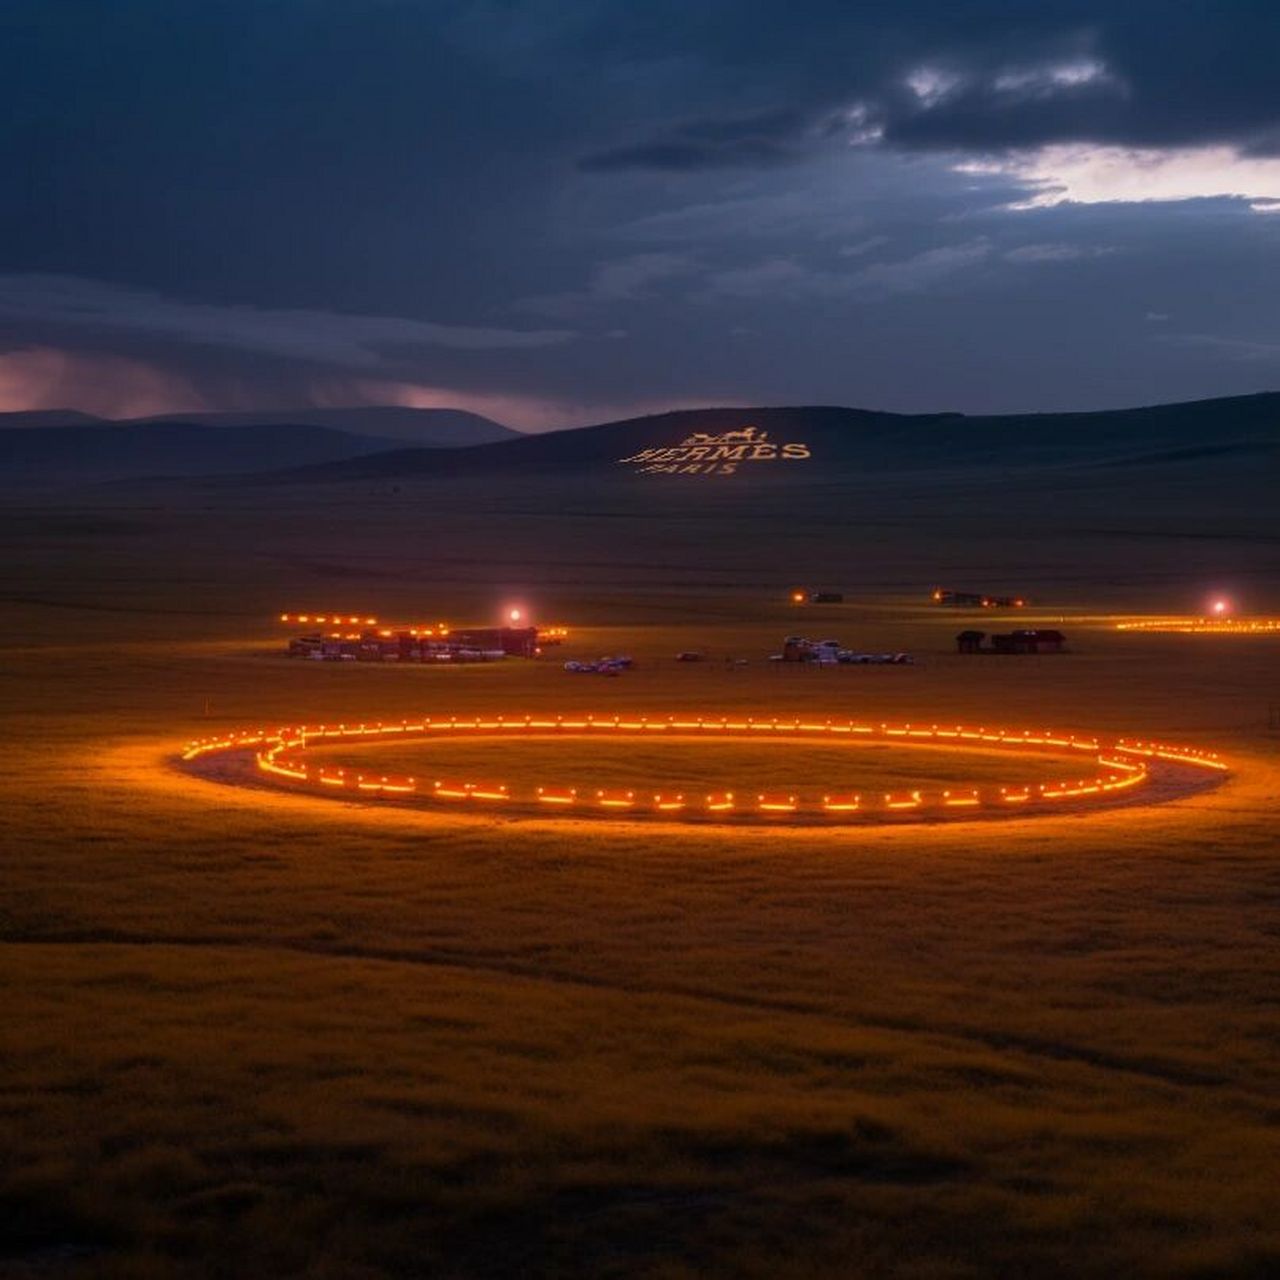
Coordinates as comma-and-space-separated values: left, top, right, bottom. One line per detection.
179, 716, 1228, 825
303, 737, 1080, 795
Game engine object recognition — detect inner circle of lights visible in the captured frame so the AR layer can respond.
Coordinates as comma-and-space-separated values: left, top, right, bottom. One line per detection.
179, 714, 1228, 824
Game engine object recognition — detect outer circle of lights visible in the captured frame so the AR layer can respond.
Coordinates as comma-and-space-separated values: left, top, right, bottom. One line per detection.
179, 714, 1228, 824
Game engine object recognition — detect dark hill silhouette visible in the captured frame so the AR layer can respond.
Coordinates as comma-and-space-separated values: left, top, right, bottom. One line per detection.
131, 405, 517, 446
250, 393, 1280, 485
0, 422, 406, 486
0, 409, 105, 429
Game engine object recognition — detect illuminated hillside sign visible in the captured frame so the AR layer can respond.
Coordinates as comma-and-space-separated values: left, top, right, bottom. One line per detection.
618, 425, 811, 475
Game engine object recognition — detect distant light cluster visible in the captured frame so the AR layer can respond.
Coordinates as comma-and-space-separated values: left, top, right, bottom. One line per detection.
178, 715, 1228, 824
280, 613, 380, 625
280, 612, 452, 635
278, 613, 571, 644
1115, 617, 1280, 634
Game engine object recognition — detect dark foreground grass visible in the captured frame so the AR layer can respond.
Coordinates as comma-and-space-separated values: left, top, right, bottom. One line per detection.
7, 935, 1280, 1280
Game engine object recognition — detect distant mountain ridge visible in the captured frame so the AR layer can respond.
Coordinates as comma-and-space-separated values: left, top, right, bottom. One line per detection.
0, 405, 519, 486
0, 405, 516, 446
0, 409, 105, 429
0, 422, 407, 486
2, 393, 1276, 488
252, 392, 1280, 485
131, 406, 517, 446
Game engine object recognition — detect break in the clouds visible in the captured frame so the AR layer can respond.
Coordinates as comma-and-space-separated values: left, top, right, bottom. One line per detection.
2, 0, 1280, 425
959, 146, 1280, 209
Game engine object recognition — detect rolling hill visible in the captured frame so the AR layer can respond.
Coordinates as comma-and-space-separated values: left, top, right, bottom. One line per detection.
4, 393, 1275, 491
249, 392, 1280, 485
0, 409, 106, 429
131, 406, 517, 446
0, 407, 519, 486
0, 421, 405, 486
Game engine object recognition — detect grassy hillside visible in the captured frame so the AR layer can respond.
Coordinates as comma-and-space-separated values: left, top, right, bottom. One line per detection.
0, 408, 520, 487
0, 422, 404, 487
133, 406, 518, 446
257, 392, 1280, 484
0, 409, 105, 429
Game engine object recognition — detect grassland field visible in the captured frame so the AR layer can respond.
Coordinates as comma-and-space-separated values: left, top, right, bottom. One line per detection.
295, 736, 1088, 795
1, 464, 1278, 1279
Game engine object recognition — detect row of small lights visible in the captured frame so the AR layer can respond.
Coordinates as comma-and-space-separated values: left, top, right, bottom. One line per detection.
279, 614, 570, 641
1115, 617, 1280, 634
179, 716, 1227, 821
1116, 598, 1279, 634
281, 613, 452, 637
281, 613, 379, 625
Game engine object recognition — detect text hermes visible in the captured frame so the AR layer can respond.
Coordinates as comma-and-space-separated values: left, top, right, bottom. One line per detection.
618, 426, 811, 475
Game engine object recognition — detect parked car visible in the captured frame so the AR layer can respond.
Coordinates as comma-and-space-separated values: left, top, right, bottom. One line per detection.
565, 658, 627, 675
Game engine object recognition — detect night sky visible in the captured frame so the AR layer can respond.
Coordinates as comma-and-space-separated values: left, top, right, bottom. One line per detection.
2, 0, 1279, 427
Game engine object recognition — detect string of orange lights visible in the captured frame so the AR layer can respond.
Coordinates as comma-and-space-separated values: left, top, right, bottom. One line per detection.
1115, 617, 1280, 634
277, 615, 570, 643
178, 715, 1228, 823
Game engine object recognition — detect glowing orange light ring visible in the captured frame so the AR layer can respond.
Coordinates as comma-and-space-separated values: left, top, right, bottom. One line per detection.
178, 715, 1228, 824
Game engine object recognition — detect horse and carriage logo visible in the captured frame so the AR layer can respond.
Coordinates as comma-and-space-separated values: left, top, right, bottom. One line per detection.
618, 424, 810, 476
680, 426, 769, 447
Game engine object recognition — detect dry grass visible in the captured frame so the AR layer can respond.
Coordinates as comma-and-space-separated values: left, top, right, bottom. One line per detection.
298, 735, 1086, 796
1, 471, 1278, 1278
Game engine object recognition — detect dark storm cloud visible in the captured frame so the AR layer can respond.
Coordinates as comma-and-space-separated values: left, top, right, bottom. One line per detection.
1, 0, 1279, 424
579, 110, 811, 172
572, 1, 1280, 169
0, 275, 575, 363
